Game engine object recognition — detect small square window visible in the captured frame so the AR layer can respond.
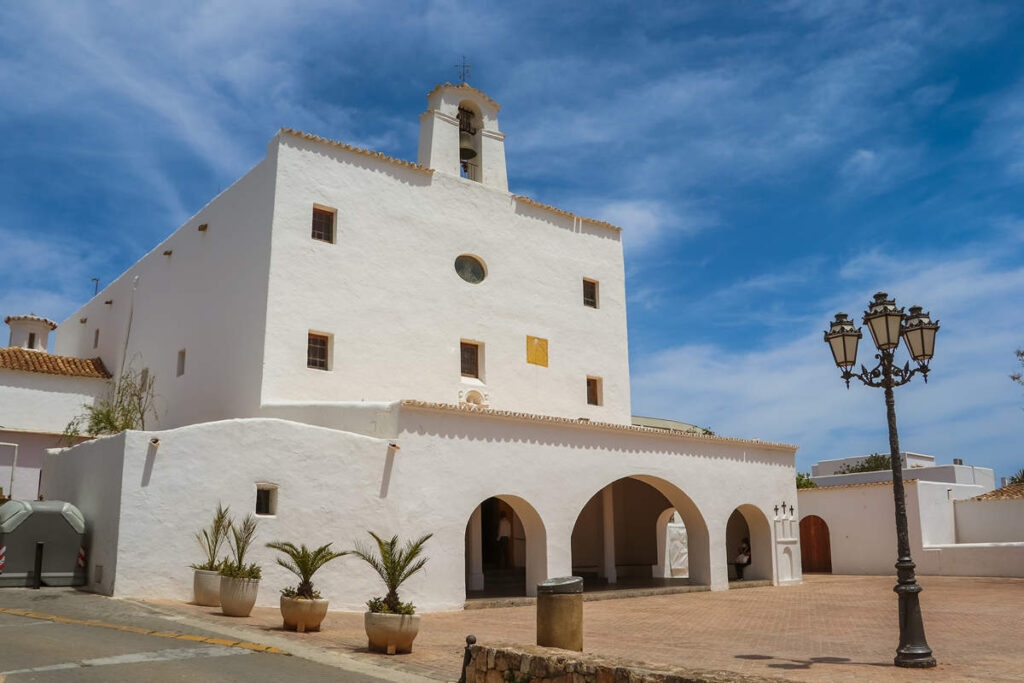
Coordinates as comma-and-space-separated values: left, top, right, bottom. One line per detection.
311, 207, 335, 243
176, 349, 186, 377
255, 484, 278, 516
583, 279, 599, 308
307, 332, 330, 370
586, 376, 603, 406
461, 341, 480, 378
93, 329, 100, 349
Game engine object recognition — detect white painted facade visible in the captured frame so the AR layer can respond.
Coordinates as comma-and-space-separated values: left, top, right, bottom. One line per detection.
0, 368, 105, 500
17, 82, 802, 609
43, 408, 799, 611
797, 481, 1024, 578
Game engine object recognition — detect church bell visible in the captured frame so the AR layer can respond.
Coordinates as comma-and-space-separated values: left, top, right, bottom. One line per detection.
457, 106, 478, 160
459, 131, 477, 160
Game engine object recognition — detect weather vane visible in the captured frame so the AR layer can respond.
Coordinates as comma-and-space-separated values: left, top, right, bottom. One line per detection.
455, 55, 471, 83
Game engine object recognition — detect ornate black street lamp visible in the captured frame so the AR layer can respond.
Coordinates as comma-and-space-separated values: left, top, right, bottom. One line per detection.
824, 292, 939, 669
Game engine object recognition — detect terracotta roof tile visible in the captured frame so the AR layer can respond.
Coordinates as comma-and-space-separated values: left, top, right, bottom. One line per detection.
4, 314, 57, 330
399, 400, 797, 452
798, 480, 901, 492
970, 482, 1024, 501
0, 347, 110, 379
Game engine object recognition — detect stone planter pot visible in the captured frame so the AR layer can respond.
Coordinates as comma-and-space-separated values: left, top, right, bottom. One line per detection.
364, 612, 421, 655
192, 569, 221, 607
220, 576, 260, 617
280, 596, 329, 633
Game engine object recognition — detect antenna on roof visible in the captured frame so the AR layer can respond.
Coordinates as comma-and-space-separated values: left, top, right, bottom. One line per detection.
455, 55, 471, 84
91, 278, 99, 295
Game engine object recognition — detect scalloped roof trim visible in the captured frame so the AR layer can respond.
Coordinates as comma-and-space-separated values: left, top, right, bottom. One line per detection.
399, 400, 796, 451
513, 196, 623, 233
427, 82, 501, 111
4, 314, 58, 330
280, 128, 434, 174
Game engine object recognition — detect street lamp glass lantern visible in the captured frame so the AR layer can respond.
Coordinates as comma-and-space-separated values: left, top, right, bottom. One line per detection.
824, 313, 862, 368
901, 305, 939, 362
863, 292, 904, 351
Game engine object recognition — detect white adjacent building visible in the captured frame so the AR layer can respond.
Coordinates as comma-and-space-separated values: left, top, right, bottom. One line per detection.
5, 82, 803, 611
0, 315, 107, 501
797, 454, 1022, 578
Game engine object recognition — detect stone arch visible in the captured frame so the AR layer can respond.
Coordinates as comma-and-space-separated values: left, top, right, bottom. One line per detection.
464, 494, 547, 598
725, 503, 773, 583
569, 475, 710, 588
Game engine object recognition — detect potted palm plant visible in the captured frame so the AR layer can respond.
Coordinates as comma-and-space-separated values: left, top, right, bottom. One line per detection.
267, 541, 348, 633
190, 504, 230, 606
219, 514, 261, 617
352, 531, 432, 655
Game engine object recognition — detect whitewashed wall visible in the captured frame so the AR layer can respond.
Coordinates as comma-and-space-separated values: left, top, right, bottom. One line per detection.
53, 154, 278, 429
263, 132, 632, 425
40, 433, 126, 595
40, 411, 798, 611
954, 498, 1024, 544
798, 481, 1024, 577
811, 465, 995, 491
0, 371, 106, 500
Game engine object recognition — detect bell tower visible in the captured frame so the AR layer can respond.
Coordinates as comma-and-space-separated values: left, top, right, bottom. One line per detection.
417, 83, 508, 191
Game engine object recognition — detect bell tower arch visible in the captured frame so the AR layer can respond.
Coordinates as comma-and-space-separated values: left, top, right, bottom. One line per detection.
417, 83, 508, 191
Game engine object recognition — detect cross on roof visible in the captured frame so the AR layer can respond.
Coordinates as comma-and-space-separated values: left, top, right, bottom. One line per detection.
455, 55, 471, 83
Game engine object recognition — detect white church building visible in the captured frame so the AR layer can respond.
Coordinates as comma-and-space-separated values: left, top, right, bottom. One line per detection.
3, 82, 802, 611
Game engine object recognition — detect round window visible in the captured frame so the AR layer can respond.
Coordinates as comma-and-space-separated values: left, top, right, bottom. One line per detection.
454, 255, 486, 284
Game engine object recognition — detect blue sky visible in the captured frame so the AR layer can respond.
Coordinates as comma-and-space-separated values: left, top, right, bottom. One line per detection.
1, 1, 1021, 479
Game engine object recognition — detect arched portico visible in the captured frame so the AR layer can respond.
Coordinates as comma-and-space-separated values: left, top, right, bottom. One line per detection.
725, 504, 773, 583
464, 494, 547, 599
568, 475, 710, 590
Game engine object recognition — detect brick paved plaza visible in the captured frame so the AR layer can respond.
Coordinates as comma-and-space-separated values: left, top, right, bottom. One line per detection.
159, 575, 1024, 681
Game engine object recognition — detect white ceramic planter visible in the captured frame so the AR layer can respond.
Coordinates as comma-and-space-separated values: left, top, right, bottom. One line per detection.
192, 569, 221, 607
220, 576, 260, 617
280, 596, 329, 632
364, 612, 421, 655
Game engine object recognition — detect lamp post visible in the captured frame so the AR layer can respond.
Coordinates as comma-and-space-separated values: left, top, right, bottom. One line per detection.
824, 292, 939, 669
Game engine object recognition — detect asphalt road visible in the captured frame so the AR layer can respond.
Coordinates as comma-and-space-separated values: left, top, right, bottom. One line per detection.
0, 589, 397, 682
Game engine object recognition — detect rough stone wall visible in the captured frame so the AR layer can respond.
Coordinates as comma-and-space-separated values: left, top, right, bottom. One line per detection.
463, 644, 786, 683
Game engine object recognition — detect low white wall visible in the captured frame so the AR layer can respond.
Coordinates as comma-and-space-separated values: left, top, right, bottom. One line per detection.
798, 480, 1024, 578
955, 498, 1024, 544
41, 413, 800, 611
41, 434, 126, 595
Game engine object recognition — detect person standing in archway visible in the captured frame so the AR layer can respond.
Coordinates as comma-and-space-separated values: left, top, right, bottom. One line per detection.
734, 537, 751, 580
497, 511, 512, 569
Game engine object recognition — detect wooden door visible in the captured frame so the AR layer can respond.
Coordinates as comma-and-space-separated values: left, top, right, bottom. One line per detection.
800, 515, 832, 573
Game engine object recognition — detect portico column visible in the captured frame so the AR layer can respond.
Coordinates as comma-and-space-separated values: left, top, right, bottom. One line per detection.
468, 506, 484, 591
602, 486, 617, 584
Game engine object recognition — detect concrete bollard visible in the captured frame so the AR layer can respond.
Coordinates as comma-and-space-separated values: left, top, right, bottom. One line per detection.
536, 576, 583, 651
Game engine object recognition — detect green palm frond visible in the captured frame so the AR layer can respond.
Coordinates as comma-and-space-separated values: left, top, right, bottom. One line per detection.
192, 504, 230, 570
267, 540, 348, 599
352, 531, 432, 611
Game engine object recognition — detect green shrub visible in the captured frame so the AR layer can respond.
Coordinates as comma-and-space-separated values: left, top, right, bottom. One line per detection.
837, 453, 892, 474
219, 514, 261, 580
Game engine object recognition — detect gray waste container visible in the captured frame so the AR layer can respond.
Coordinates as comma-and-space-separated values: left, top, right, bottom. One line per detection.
0, 500, 87, 587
